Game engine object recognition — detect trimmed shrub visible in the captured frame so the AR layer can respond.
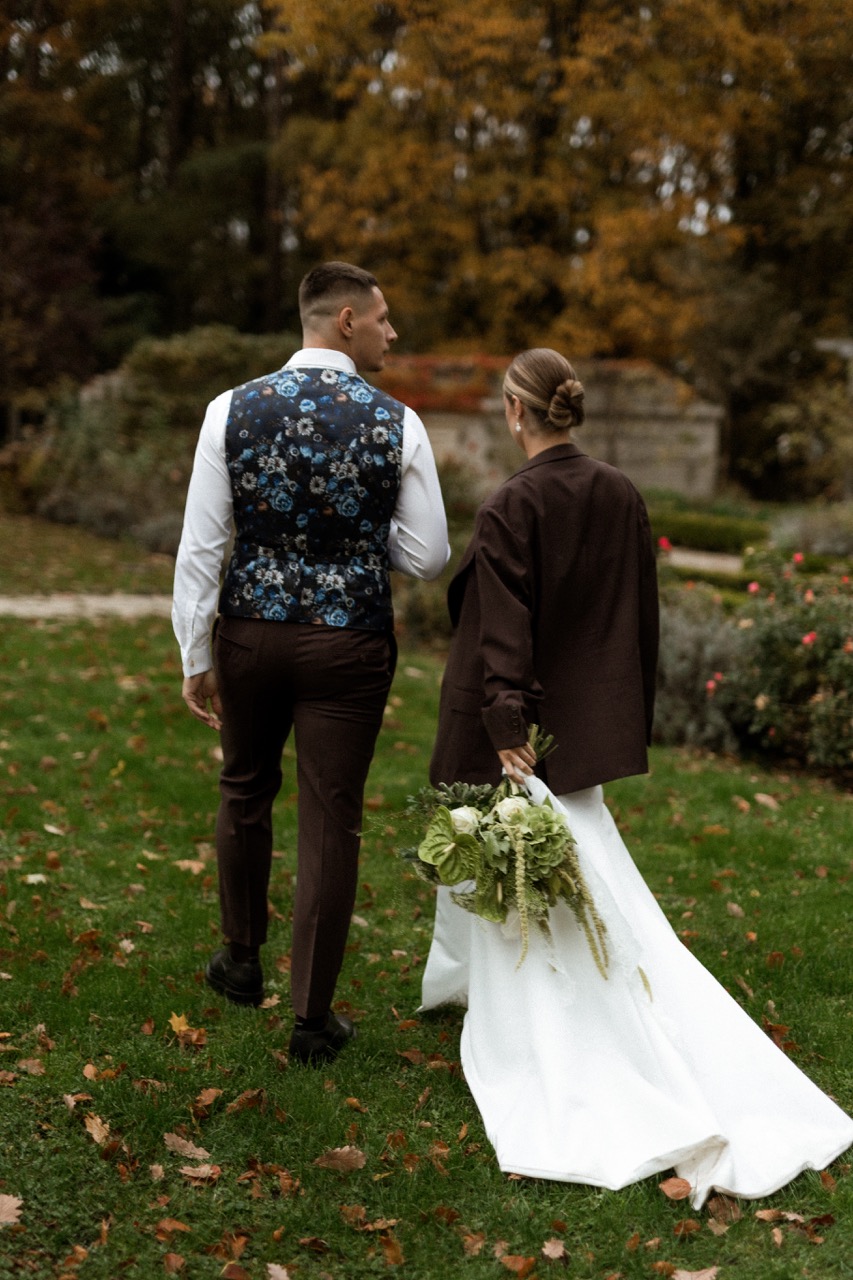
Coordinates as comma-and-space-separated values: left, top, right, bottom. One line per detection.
648, 508, 767, 555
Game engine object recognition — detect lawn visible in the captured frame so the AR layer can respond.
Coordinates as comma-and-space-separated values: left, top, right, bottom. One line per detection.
1, 531, 852, 1278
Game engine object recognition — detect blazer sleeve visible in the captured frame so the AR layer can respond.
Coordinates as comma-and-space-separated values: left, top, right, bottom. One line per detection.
473, 497, 544, 750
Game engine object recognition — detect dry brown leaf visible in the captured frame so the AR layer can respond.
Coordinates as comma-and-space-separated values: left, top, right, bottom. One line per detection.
754, 792, 780, 811
0, 1195, 23, 1227
173, 860, 205, 875
168, 1013, 190, 1033
313, 1145, 367, 1173
542, 1237, 568, 1259
17, 1058, 45, 1076
673, 1218, 702, 1237
164, 1133, 210, 1161
820, 1170, 837, 1193
340, 1204, 367, 1227
150, 1164, 165, 1181
707, 1194, 741, 1223
221, 1266, 251, 1280
163, 1253, 185, 1273
180, 1163, 221, 1184
672, 1269, 719, 1280
266, 1266, 291, 1280
625, 1231, 641, 1251
726, 902, 745, 918
772, 1227, 784, 1247
379, 1233, 405, 1266
706, 1221, 729, 1237
84, 1113, 111, 1145
156, 1218, 191, 1239
499, 1257, 537, 1277
659, 1176, 692, 1200
461, 1231, 486, 1257
226, 1088, 267, 1113
346, 1096, 368, 1112
650, 1264, 676, 1277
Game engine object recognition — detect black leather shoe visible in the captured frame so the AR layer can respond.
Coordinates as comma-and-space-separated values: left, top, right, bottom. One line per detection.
288, 1012, 357, 1065
204, 948, 264, 1007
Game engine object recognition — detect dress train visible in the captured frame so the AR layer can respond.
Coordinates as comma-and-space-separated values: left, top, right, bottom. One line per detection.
420, 780, 853, 1208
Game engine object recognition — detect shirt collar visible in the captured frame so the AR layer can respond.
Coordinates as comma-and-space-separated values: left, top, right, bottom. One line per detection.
284, 348, 358, 375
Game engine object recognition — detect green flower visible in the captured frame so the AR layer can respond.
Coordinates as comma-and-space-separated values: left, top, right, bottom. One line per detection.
417, 806, 480, 885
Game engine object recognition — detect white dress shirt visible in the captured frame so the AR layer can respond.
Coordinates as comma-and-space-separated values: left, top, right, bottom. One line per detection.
172, 348, 450, 676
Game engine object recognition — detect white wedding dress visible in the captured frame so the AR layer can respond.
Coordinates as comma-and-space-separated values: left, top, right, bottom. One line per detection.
420, 778, 853, 1208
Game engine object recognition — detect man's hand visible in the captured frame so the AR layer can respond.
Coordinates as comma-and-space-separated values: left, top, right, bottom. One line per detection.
498, 742, 537, 784
182, 670, 222, 730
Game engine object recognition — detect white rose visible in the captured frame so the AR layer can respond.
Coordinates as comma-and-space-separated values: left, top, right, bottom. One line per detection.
495, 795, 530, 823
449, 805, 481, 834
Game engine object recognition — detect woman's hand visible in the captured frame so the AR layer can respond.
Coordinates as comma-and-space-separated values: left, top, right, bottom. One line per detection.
498, 742, 537, 784
182, 670, 222, 730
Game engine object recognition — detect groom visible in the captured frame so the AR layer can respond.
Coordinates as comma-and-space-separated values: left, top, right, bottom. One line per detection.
172, 262, 449, 1062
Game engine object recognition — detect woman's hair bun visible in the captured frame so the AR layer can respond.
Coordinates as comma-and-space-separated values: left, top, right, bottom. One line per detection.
547, 377, 585, 431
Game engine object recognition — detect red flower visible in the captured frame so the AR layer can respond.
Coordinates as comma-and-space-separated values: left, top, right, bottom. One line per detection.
747, 581, 760, 594
658, 536, 672, 552
793, 551, 804, 564
802, 631, 818, 646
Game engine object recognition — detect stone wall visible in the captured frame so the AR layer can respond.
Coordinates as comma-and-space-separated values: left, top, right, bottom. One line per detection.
378, 355, 723, 501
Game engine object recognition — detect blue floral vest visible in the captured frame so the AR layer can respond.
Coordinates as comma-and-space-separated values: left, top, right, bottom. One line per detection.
219, 365, 404, 629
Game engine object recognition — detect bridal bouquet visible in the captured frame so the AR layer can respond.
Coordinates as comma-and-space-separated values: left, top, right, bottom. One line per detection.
405, 729, 608, 973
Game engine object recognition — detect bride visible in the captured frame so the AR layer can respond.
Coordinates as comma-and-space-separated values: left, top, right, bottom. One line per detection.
419, 347, 853, 1207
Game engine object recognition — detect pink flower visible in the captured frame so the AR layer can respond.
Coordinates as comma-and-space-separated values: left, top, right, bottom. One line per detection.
705, 679, 717, 696
802, 631, 818, 646
658, 536, 672, 552
713, 671, 724, 680
747, 581, 760, 594
793, 551, 804, 564
803, 588, 815, 604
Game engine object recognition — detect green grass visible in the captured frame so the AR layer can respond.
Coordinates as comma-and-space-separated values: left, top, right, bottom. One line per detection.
1, 585, 853, 1275
0, 514, 175, 594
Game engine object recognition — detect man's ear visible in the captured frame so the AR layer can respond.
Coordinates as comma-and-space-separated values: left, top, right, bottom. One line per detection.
337, 304, 355, 338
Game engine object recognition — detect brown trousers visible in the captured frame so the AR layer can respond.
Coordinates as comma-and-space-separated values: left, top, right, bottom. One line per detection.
213, 616, 395, 1018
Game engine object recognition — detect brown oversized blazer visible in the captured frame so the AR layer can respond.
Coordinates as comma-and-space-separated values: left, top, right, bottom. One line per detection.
429, 442, 659, 795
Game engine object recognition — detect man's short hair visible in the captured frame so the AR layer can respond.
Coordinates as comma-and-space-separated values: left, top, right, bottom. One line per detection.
298, 262, 379, 327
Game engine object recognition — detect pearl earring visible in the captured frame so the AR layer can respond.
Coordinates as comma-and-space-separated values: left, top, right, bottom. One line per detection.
515, 421, 522, 433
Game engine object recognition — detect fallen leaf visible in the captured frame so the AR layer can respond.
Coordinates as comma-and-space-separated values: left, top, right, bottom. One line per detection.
313, 1145, 366, 1173
298, 1236, 329, 1253
180, 1163, 221, 1184
346, 1096, 368, 1112
673, 1218, 702, 1237
164, 1133, 210, 1161
726, 902, 745, 918
706, 1195, 741, 1224
0, 1195, 23, 1227
625, 1231, 641, 1251
672, 1269, 719, 1280
650, 1265, 675, 1277
163, 1254, 185, 1273
226, 1088, 267, 1113
173, 860, 205, 875
820, 1170, 837, 1193
379, 1233, 405, 1265
461, 1231, 486, 1257
221, 1266, 250, 1280
772, 1226, 784, 1247
659, 1177, 692, 1200
542, 1237, 569, 1259
150, 1164, 165, 1181
79, 897, 105, 910
156, 1218, 191, 1239
267, 1267, 291, 1280
16, 1058, 45, 1076
754, 792, 780, 811
340, 1204, 367, 1227
500, 1257, 537, 1277
84, 1113, 111, 1145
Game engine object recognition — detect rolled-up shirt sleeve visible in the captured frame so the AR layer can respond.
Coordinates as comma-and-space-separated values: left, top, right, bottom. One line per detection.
388, 407, 450, 580
172, 391, 233, 676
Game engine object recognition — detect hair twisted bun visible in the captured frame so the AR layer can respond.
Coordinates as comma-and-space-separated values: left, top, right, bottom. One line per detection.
547, 377, 585, 431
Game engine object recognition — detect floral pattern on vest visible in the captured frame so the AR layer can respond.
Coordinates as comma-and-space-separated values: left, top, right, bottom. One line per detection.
220, 366, 404, 629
